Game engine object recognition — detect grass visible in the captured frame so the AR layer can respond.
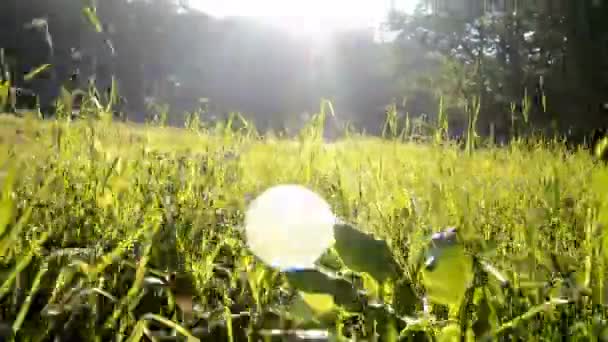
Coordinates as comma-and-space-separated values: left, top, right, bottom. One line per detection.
1, 111, 608, 341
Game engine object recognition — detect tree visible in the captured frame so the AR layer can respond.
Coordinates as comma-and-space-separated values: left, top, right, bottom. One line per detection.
388, 0, 608, 136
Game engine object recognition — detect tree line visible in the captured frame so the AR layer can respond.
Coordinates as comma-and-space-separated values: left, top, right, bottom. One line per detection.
389, 0, 608, 139
1, 0, 607, 139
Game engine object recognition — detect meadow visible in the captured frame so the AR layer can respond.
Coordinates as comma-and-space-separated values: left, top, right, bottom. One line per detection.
1, 111, 608, 341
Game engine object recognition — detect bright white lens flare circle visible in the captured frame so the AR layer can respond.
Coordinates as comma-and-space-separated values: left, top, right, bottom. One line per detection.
245, 184, 336, 271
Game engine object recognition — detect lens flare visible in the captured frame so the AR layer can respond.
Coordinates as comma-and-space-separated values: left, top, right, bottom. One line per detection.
244, 184, 336, 271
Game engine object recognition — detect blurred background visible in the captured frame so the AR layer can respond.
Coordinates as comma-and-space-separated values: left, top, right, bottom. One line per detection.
1, 0, 607, 139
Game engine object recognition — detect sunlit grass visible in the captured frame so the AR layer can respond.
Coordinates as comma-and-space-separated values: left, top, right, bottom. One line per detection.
0, 111, 607, 340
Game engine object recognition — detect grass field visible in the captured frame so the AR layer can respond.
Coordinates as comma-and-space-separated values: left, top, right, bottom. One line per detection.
1, 112, 608, 341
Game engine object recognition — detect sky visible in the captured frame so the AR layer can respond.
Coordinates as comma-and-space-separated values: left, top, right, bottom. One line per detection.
190, 0, 419, 35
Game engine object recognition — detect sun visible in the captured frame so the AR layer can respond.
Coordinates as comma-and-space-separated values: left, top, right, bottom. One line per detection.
190, 0, 419, 36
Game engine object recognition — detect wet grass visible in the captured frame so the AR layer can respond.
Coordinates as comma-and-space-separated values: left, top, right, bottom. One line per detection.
1, 112, 608, 341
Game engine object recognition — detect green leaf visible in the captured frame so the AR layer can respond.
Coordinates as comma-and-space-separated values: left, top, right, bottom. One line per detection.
23, 64, 51, 81
286, 269, 361, 311
421, 233, 473, 307
287, 293, 317, 324
0, 202, 11, 239
316, 248, 344, 271
595, 137, 608, 160
393, 278, 419, 316
361, 273, 380, 299
0, 165, 15, 238
382, 317, 399, 341
300, 292, 335, 314
472, 288, 496, 339
125, 320, 146, 342
333, 223, 400, 283
247, 262, 267, 306
83, 7, 103, 33
437, 324, 460, 342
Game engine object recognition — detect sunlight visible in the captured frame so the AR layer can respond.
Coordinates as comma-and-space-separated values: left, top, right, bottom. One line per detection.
244, 184, 336, 271
191, 0, 419, 36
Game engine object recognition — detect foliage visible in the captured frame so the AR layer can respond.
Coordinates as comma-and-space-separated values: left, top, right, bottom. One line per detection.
388, 0, 608, 134
0, 109, 607, 340
1, 0, 608, 340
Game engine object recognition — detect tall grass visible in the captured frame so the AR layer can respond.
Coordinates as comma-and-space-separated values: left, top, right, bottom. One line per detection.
0, 103, 607, 341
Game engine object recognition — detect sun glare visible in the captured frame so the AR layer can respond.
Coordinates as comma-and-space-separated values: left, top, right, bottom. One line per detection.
191, 0, 418, 36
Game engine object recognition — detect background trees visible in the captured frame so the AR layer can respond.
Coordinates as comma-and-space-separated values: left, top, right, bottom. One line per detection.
389, 0, 608, 137
1, 0, 607, 137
